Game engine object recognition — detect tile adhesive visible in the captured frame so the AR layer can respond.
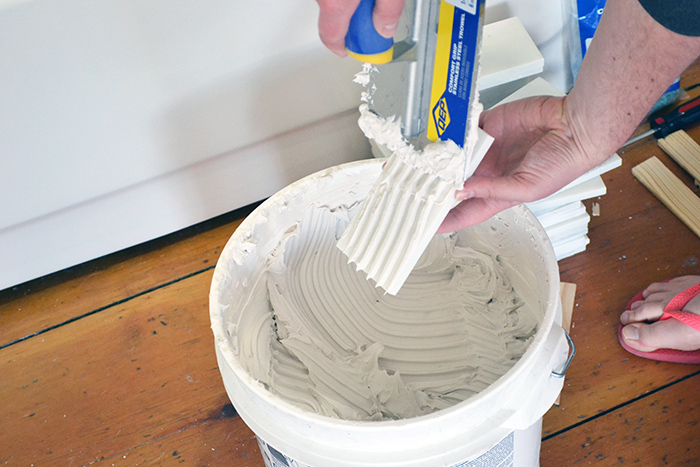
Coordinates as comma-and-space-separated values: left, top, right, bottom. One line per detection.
210, 1, 572, 465
338, 64, 494, 295
210, 160, 572, 466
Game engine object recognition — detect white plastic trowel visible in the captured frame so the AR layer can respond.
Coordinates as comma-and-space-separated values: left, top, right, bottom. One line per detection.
338, 0, 494, 295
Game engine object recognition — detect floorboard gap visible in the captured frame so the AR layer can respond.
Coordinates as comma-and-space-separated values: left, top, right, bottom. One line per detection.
0, 265, 215, 350
542, 368, 700, 442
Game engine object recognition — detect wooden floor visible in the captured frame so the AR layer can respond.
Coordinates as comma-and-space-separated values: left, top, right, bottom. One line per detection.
3, 67, 700, 466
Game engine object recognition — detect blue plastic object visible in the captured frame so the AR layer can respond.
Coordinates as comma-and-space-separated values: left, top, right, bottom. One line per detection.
345, 0, 394, 64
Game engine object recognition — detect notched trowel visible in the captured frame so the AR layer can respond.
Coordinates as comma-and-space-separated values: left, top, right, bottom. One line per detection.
345, 0, 490, 176
338, 0, 494, 296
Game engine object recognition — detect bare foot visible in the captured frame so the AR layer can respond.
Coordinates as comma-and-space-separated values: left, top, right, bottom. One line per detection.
619, 276, 700, 353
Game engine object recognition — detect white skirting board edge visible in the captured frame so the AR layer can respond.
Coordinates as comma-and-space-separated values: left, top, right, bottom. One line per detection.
0, 110, 370, 291
535, 201, 586, 230
552, 234, 590, 261
546, 212, 591, 245
527, 176, 607, 216
493, 76, 564, 105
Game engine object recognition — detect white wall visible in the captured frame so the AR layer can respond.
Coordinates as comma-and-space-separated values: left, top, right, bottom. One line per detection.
0, 0, 370, 289
0, 0, 568, 290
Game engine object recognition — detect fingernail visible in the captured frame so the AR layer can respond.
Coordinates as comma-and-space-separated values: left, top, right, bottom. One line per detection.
622, 325, 639, 341
379, 23, 398, 38
456, 190, 474, 201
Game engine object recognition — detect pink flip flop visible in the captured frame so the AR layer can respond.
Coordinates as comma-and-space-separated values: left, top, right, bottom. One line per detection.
618, 282, 700, 364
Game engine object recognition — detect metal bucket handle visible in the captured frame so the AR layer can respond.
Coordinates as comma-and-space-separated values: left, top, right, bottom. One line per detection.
551, 330, 575, 378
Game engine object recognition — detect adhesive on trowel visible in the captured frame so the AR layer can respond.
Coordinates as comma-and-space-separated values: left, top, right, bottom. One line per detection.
338, 92, 493, 294
338, 0, 493, 295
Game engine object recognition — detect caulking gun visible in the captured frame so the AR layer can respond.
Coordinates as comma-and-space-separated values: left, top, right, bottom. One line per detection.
344, 0, 485, 153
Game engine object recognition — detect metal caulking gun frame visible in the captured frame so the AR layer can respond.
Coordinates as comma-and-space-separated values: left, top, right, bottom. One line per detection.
345, 0, 485, 168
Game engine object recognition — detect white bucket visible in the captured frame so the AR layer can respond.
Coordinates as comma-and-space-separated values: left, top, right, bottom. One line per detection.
210, 160, 572, 467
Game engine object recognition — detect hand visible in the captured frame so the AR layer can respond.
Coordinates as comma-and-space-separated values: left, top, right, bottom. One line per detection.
437, 96, 603, 233
435, 0, 700, 234
317, 0, 405, 57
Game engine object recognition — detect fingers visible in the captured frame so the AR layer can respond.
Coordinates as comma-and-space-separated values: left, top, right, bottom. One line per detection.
373, 0, 404, 38
317, 0, 361, 57
456, 175, 533, 204
438, 173, 547, 234
317, 0, 403, 56
436, 197, 517, 234
437, 95, 585, 233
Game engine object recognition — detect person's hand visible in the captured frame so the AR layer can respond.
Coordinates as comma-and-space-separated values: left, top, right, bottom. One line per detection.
317, 0, 405, 57
437, 96, 604, 233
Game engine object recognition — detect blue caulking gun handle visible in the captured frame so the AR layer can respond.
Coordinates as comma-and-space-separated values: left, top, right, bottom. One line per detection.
345, 0, 394, 64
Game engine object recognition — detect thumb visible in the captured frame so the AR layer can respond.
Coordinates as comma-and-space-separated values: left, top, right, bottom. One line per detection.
437, 197, 518, 234
372, 0, 405, 38
439, 173, 551, 234
456, 174, 540, 204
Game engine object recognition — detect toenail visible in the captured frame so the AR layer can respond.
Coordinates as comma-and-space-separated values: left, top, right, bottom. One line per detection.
622, 325, 639, 341
620, 311, 630, 324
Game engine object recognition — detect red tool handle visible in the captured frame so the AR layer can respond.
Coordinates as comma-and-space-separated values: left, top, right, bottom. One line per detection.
651, 94, 700, 138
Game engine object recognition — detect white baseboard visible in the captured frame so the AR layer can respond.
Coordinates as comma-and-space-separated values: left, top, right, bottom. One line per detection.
1, 111, 371, 290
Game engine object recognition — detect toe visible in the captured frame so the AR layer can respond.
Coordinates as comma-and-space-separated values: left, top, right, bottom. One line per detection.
620, 323, 662, 353
621, 300, 665, 325
621, 319, 700, 353
644, 276, 700, 298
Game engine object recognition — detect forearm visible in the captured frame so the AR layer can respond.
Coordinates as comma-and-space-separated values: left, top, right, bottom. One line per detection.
565, 0, 700, 165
